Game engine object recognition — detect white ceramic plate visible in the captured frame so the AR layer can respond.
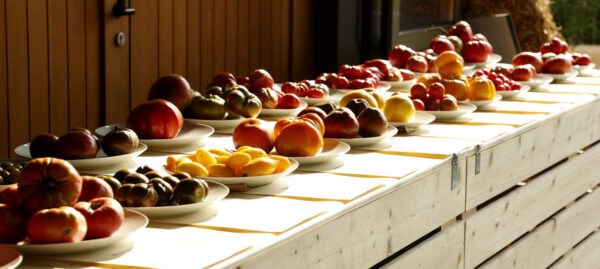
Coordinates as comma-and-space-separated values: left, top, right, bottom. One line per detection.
388, 111, 436, 129
0, 245, 22, 269
329, 125, 398, 148
573, 63, 595, 72
184, 117, 245, 132
465, 53, 502, 68
332, 82, 392, 93
462, 94, 502, 108
497, 85, 531, 99
516, 75, 554, 89
299, 96, 339, 106
2, 210, 148, 255
259, 100, 308, 118
14, 143, 147, 170
282, 139, 350, 165
126, 181, 228, 218
95, 122, 214, 150
194, 159, 299, 187
427, 103, 477, 120
541, 70, 579, 81
385, 79, 417, 90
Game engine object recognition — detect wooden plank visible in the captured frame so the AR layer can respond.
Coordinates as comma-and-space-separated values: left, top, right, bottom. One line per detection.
199, 0, 214, 88
186, 0, 200, 90
290, 0, 314, 80
280, 0, 290, 80
480, 186, 600, 269
157, 0, 173, 75
67, 0, 87, 129
550, 229, 600, 269
233, 159, 466, 268
48, 0, 69, 134
225, 0, 237, 75
466, 101, 600, 209
103, 0, 130, 124
236, 0, 249, 76
259, 0, 271, 69
85, 0, 102, 129
5, 0, 30, 156
380, 221, 465, 269
465, 142, 600, 268
129, 0, 158, 108
172, 0, 186, 76
270, 0, 281, 80
213, 0, 225, 73
27, 0, 49, 137
0, 0, 8, 157
248, 0, 260, 73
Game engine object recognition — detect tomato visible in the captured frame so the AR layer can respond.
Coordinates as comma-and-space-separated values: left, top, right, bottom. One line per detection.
28, 206, 87, 244
74, 197, 124, 239
0, 184, 19, 206
0, 203, 28, 243
468, 77, 496, 101
463, 40, 493, 63
18, 157, 83, 214
434, 51, 464, 79
126, 99, 184, 139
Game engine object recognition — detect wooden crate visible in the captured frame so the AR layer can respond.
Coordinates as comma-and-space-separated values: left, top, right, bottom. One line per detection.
379, 220, 465, 269
466, 101, 600, 210
550, 228, 600, 269
464, 140, 600, 268
230, 158, 466, 269
479, 186, 600, 268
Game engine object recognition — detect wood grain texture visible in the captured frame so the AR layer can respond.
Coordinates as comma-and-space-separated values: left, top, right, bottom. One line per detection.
225, 0, 237, 75
186, 0, 200, 90
248, 0, 260, 73
103, 0, 130, 124
173, 0, 187, 76
27, 0, 49, 137
291, 0, 315, 81
280, 0, 290, 80
67, 0, 87, 129
0, 0, 8, 157
550, 228, 600, 269
270, 0, 281, 81
85, 0, 102, 130
130, 0, 158, 108
213, 0, 226, 74
236, 0, 249, 76
158, 0, 173, 75
259, 0, 271, 70
6, 0, 30, 156
48, 0, 69, 134
199, 0, 214, 89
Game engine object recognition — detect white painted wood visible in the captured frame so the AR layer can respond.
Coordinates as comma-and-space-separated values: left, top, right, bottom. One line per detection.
550, 229, 600, 269
466, 100, 600, 209
480, 186, 600, 269
465, 142, 600, 268
380, 221, 464, 269
227, 159, 466, 269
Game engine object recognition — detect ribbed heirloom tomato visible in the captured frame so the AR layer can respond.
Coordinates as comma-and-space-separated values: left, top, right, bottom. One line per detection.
27, 206, 87, 244
274, 114, 324, 157
127, 99, 183, 139
468, 77, 496, 101
434, 51, 464, 79
17, 157, 83, 213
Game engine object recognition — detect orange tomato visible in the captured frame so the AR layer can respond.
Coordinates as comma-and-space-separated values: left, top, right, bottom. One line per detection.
468, 77, 496, 101
416, 73, 442, 88
442, 79, 469, 101
299, 113, 325, 136
274, 115, 324, 138
434, 51, 464, 79
274, 121, 323, 157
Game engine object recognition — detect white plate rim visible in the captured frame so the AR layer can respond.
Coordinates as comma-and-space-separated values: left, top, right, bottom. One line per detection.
328, 125, 398, 147
125, 180, 229, 218
95, 122, 214, 149
540, 69, 579, 81
461, 94, 502, 107
497, 85, 531, 98
331, 81, 392, 93
2, 210, 148, 255
282, 139, 350, 165
0, 245, 22, 269
426, 103, 477, 120
464, 53, 502, 67
183, 117, 246, 130
259, 100, 308, 117
388, 111, 436, 128
515, 74, 554, 88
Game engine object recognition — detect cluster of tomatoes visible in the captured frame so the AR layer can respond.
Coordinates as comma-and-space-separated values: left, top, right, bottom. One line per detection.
474, 69, 523, 92
0, 158, 124, 244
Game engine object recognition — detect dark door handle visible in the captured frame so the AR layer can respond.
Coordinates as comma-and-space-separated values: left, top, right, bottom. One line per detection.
113, 0, 135, 18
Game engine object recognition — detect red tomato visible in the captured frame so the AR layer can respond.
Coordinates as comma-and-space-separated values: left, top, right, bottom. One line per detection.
0, 184, 19, 206
363, 59, 392, 74
126, 99, 183, 139
332, 76, 350, 89
74, 197, 124, 239
410, 83, 428, 100
463, 40, 493, 63
339, 65, 363, 79
18, 157, 83, 214
0, 203, 28, 243
28, 206, 87, 244
428, 83, 446, 100
276, 94, 302, 109
389, 44, 416, 68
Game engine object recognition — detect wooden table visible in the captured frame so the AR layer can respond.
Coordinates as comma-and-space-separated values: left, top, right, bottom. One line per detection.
20, 73, 600, 269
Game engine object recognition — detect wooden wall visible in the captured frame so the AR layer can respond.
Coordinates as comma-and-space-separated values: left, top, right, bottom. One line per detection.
0, 0, 314, 157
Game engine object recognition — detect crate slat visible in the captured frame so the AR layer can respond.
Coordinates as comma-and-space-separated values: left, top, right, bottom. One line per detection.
550, 229, 600, 269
